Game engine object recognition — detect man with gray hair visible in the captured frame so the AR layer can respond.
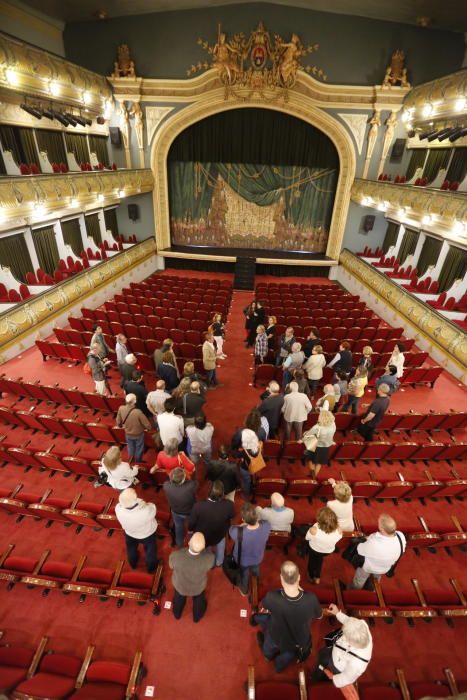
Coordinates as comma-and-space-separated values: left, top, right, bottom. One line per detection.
281, 381, 312, 439
258, 381, 284, 438
120, 353, 137, 387
115, 488, 158, 572
350, 513, 406, 589
256, 493, 294, 532
87, 343, 110, 395
357, 383, 391, 441
116, 393, 152, 462
146, 379, 171, 426
282, 342, 305, 387
169, 531, 214, 622
252, 560, 322, 672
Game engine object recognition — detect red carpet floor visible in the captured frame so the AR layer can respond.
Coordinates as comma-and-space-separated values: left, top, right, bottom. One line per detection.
0, 272, 465, 698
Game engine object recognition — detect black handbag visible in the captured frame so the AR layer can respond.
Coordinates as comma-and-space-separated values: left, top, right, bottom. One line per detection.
324, 628, 343, 648
223, 526, 243, 586
341, 536, 367, 569
386, 533, 404, 578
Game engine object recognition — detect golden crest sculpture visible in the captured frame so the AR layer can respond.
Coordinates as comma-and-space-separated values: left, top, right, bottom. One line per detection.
188, 22, 326, 99
111, 44, 136, 78
382, 50, 411, 88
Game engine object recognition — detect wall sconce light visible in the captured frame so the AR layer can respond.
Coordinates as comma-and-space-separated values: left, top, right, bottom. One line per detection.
452, 220, 465, 236
34, 202, 45, 217
422, 103, 433, 118
397, 208, 406, 217
454, 97, 466, 112
422, 214, 431, 225
118, 190, 125, 198
83, 91, 91, 105
0, 208, 5, 224
49, 80, 60, 97
5, 68, 18, 85
97, 194, 104, 203
70, 198, 78, 208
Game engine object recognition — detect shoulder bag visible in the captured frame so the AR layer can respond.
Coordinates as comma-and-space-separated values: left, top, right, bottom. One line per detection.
303, 427, 319, 453
324, 628, 370, 663
385, 532, 404, 578
341, 536, 367, 569
223, 526, 243, 586
245, 442, 266, 475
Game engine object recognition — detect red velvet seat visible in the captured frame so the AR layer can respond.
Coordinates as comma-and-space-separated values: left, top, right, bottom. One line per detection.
407, 681, 450, 699
360, 686, 402, 700
12, 653, 83, 699
0, 646, 35, 693
287, 478, 319, 499
69, 659, 131, 700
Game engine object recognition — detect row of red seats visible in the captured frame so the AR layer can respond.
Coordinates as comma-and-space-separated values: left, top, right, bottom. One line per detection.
0, 542, 164, 613
79, 161, 118, 171
117, 291, 231, 309
428, 292, 467, 312
94, 304, 228, 325
356, 246, 384, 257
142, 274, 232, 288
0, 376, 121, 413
255, 282, 344, 292
0, 283, 32, 303
56, 326, 207, 350
0, 633, 143, 699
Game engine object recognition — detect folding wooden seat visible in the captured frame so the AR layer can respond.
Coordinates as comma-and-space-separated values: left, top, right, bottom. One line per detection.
34, 448, 68, 473
262, 439, 282, 464
431, 515, 467, 551
86, 423, 117, 443
11, 647, 87, 700
21, 551, 77, 595
440, 442, 467, 460
186, 329, 202, 344
0, 636, 49, 696
407, 681, 450, 699
0, 484, 43, 517
383, 442, 419, 461
247, 666, 307, 700
127, 337, 145, 355
254, 477, 287, 499
7, 445, 44, 470
14, 408, 48, 432
42, 384, 68, 403
378, 413, 403, 431
421, 579, 467, 622
253, 364, 275, 387
62, 495, 105, 531
286, 478, 319, 499
68, 651, 143, 700
60, 456, 96, 479
406, 516, 442, 550
170, 329, 184, 344
411, 442, 444, 461
340, 584, 392, 621
0, 544, 40, 589
36, 413, 67, 437
382, 579, 436, 624
136, 355, 155, 373
319, 326, 332, 339
0, 405, 28, 429
334, 413, 358, 432
373, 472, 414, 500
106, 561, 164, 613
36, 340, 56, 361
422, 366, 443, 387
350, 476, 382, 499
332, 441, 364, 461
139, 325, 153, 341
281, 441, 305, 462
153, 326, 167, 341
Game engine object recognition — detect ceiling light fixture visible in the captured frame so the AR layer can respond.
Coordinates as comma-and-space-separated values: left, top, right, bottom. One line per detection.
118, 190, 125, 198
97, 194, 104, 203
71, 198, 78, 208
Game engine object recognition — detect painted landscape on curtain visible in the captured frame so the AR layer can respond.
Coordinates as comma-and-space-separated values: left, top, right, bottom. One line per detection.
169, 161, 337, 252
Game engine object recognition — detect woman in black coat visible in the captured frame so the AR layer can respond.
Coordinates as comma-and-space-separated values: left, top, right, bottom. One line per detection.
244, 301, 259, 347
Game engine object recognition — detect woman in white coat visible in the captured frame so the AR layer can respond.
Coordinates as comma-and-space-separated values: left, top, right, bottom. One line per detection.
303, 344, 326, 396
385, 342, 405, 378
281, 381, 312, 440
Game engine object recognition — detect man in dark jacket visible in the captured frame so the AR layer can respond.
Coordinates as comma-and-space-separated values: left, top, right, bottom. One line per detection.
303, 327, 321, 359
124, 370, 151, 417
163, 468, 198, 546
188, 481, 234, 566
205, 446, 240, 501
120, 353, 137, 387
258, 381, 284, 438
183, 381, 206, 418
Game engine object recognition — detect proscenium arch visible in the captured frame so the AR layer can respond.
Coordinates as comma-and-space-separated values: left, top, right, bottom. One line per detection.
151, 90, 356, 261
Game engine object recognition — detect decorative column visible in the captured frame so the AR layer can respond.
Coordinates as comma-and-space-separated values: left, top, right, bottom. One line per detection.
362, 110, 381, 179
131, 101, 145, 168
53, 220, 70, 260
377, 111, 398, 178
411, 231, 426, 268
431, 240, 450, 281
118, 101, 132, 169
392, 224, 405, 257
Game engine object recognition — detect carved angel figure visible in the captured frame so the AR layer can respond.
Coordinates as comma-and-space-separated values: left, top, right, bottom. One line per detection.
276, 33, 303, 87
213, 32, 241, 83
111, 44, 136, 78
382, 50, 410, 87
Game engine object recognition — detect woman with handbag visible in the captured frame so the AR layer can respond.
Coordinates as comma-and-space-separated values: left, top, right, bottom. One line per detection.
98, 446, 139, 490
313, 603, 372, 693
152, 437, 195, 478
301, 410, 336, 478
237, 429, 266, 497
228, 502, 271, 595
305, 507, 342, 584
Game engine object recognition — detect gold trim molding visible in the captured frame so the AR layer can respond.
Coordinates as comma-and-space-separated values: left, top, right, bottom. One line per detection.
340, 249, 467, 371
351, 178, 467, 246
0, 238, 156, 354
0, 31, 112, 111
402, 68, 467, 125
150, 88, 356, 260
0, 169, 154, 227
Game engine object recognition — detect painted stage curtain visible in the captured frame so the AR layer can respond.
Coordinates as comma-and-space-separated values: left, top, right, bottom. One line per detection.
416, 236, 442, 276
382, 221, 399, 253
168, 109, 338, 252
405, 149, 427, 180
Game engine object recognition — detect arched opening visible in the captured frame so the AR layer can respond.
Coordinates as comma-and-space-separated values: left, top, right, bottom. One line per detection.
167, 108, 339, 256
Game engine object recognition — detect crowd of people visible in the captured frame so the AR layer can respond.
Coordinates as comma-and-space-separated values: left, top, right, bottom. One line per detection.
85, 295, 413, 690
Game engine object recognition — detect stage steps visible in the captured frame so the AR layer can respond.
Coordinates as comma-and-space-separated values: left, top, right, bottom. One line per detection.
234, 256, 256, 290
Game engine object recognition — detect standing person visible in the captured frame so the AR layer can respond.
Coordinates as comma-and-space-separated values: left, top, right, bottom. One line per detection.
171, 377, 192, 415
316, 384, 337, 412
186, 413, 214, 466
253, 561, 323, 673
357, 383, 391, 441
203, 331, 221, 389
120, 353, 137, 387
205, 446, 240, 502
231, 409, 268, 450
146, 380, 171, 426
115, 333, 128, 376
302, 410, 336, 478
304, 344, 326, 396
340, 367, 368, 414
375, 365, 400, 395
116, 393, 152, 463
229, 503, 271, 595
303, 327, 321, 359
333, 371, 349, 409
385, 342, 405, 378
328, 341, 353, 378
183, 382, 206, 419
305, 506, 342, 584
98, 445, 138, 490
256, 492, 294, 532
115, 488, 158, 572
327, 479, 354, 532
212, 312, 227, 359
244, 301, 259, 347
157, 397, 185, 447
254, 325, 269, 364
87, 343, 110, 396
286, 369, 310, 398
153, 339, 179, 376
266, 316, 277, 351
182, 362, 206, 393
276, 327, 295, 366
157, 352, 179, 392
163, 467, 198, 547
153, 437, 195, 478
356, 346, 374, 378
90, 325, 110, 358
258, 381, 284, 439
313, 605, 372, 689
282, 342, 305, 387
123, 370, 150, 417
282, 381, 312, 440
169, 532, 214, 622
188, 481, 234, 566
349, 514, 406, 590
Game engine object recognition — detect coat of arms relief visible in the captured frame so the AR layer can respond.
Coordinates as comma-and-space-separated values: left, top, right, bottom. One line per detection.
188, 21, 326, 100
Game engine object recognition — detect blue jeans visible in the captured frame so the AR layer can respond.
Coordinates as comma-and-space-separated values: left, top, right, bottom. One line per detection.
172, 511, 188, 547
239, 563, 260, 595
341, 394, 360, 414
126, 433, 145, 462
206, 368, 218, 386
239, 466, 252, 497
124, 532, 157, 573
213, 537, 225, 566
255, 613, 297, 673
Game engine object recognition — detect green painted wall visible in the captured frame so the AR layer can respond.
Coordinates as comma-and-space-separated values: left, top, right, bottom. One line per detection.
64, 3, 463, 86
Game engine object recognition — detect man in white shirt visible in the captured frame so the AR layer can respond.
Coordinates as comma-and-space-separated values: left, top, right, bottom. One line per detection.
115, 488, 158, 573
256, 493, 294, 532
157, 397, 185, 447
146, 379, 171, 426
351, 514, 406, 589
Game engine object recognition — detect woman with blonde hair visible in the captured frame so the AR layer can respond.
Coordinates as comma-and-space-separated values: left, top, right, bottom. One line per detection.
303, 343, 326, 396
327, 478, 354, 532
302, 410, 336, 478
172, 377, 192, 413
305, 506, 342, 583
357, 345, 374, 378
266, 315, 277, 350
98, 446, 138, 490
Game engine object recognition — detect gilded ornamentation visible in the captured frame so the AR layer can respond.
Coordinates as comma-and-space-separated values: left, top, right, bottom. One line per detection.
377, 111, 398, 175
340, 250, 467, 372
362, 111, 380, 178
145, 107, 174, 146
111, 44, 136, 78
0, 33, 111, 108
188, 22, 325, 99
402, 69, 467, 125
338, 113, 370, 155
0, 239, 156, 352
382, 50, 411, 88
